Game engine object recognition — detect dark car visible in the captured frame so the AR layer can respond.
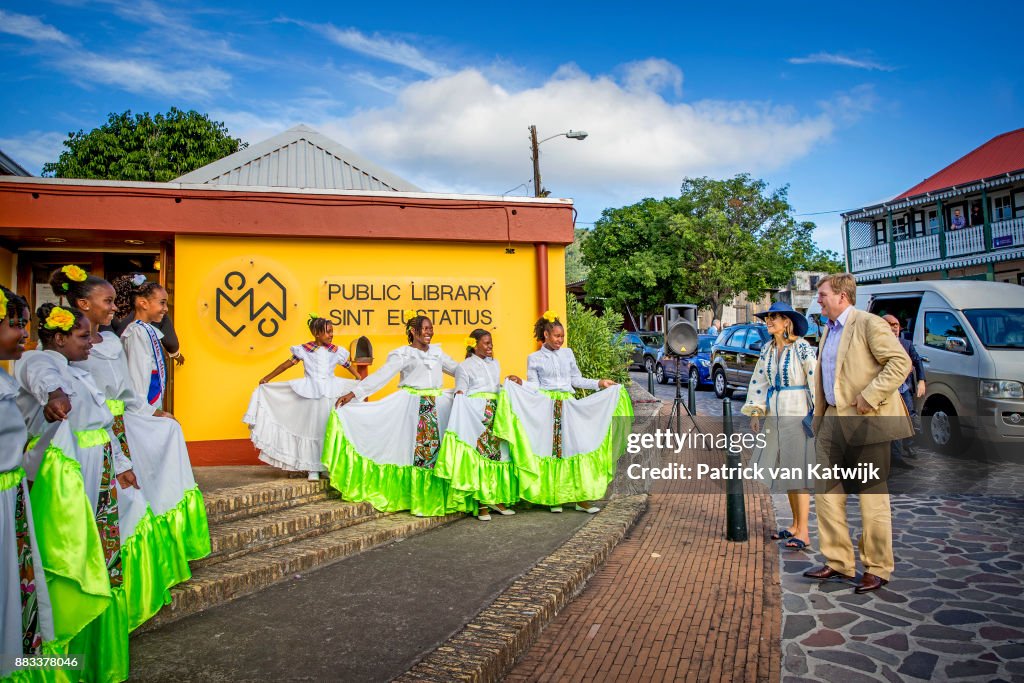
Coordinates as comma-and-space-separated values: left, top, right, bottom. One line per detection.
622, 331, 665, 372
654, 334, 716, 389
709, 323, 771, 398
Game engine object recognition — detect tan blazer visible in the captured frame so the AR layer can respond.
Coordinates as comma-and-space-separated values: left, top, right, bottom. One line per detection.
812, 307, 914, 444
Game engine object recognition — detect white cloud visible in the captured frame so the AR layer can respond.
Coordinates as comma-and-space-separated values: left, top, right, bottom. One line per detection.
0, 131, 68, 174
0, 10, 77, 46
299, 23, 449, 77
65, 53, 231, 98
788, 52, 895, 71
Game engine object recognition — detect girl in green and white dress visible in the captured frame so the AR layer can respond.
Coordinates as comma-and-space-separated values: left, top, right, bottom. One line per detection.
494, 312, 633, 513
434, 329, 522, 521
327, 314, 474, 517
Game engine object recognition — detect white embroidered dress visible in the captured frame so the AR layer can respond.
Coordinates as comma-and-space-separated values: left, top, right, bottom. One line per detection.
0, 368, 55, 672
73, 331, 200, 517
741, 338, 817, 492
244, 343, 358, 472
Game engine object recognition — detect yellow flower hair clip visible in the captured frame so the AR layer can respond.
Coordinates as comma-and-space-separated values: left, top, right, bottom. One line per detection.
44, 306, 75, 332
542, 310, 558, 322
403, 309, 418, 322
464, 336, 477, 349
61, 265, 88, 282
307, 312, 321, 322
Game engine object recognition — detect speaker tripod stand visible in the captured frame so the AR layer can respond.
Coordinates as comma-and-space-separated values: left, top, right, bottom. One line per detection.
664, 357, 703, 435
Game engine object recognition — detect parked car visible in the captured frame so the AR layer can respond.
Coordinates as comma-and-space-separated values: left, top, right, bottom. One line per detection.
621, 331, 665, 372
654, 334, 716, 389
806, 281, 1024, 455
709, 323, 771, 399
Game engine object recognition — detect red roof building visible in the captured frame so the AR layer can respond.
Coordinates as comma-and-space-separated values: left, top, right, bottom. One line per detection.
842, 129, 1024, 285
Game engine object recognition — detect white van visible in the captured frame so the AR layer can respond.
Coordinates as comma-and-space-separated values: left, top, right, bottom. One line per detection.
806, 281, 1024, 456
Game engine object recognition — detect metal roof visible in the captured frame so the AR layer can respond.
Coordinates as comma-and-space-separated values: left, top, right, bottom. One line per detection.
894, 128, 1024, 200
0, 149, 31, 177
174, 124, 421, 192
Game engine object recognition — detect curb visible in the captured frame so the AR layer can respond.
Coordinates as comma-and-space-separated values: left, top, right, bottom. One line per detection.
394, 493, 649, 683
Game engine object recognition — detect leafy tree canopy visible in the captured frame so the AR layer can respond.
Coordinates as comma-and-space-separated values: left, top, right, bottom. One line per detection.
42, 107, 245, 182
582, 174, 839, 318
565, 228, 591, 283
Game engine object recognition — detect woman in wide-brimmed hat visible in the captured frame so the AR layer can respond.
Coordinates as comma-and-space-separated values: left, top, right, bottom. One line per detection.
741, 302, 817, 551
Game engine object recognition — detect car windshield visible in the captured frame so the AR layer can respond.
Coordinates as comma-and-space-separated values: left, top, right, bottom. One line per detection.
963, 309, 1024, 349
640, 334, 664, 347
697, 337, 714, 353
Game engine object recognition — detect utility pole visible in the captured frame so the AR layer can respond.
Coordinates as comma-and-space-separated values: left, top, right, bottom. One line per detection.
530, 125, 542, 197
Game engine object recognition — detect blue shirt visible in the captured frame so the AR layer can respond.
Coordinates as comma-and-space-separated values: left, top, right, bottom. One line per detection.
820, 306, 852, 407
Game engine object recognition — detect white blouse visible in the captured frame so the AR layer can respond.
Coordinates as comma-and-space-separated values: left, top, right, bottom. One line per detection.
454, 354, 501, 395
526, 346, 599, 392
14, 350, 131, 474
0, 369, 26, 472
351, 344, 457, 401
72, 331, 156, 416
289, 343, 352, 399
120, 320, 164, 407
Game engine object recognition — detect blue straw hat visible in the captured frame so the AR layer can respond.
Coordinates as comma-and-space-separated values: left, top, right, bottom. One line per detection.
755, 302, 809, 337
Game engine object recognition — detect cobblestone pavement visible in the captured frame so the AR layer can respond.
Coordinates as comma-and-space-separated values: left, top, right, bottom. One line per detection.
775, 490, 1024, 682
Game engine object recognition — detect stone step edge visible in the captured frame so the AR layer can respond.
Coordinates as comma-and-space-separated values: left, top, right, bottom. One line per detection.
393, 494, 648, 683
202, 479, 337, 525
137, 511, 464, 634
196, 500, 387, 569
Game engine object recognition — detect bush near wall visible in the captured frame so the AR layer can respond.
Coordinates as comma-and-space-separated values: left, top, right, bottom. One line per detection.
565, 294, 632, 396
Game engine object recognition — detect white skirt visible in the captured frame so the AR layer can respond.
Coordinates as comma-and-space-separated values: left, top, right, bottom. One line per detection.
123, 412, 198, 515
244, 380, 359, 471
0, 478, 55, 675
334, 389, 454, 466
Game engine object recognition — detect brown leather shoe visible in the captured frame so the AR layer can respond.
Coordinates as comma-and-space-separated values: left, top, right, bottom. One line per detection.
854, 572, 889, 594
803, 565, 853, 581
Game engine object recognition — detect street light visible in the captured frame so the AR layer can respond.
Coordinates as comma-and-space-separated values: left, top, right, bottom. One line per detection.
529, 125, 588, 198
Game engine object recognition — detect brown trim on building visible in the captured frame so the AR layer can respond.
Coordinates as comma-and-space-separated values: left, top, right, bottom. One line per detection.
0, 181, 575, 245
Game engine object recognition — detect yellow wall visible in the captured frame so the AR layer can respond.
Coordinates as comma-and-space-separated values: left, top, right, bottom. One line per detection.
173, 236, 566, 442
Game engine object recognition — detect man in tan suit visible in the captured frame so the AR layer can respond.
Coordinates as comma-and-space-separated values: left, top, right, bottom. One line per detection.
803, 274, 913, 594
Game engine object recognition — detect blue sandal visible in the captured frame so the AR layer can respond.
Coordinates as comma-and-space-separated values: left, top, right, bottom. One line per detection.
784, 538, 810, 551
771, 529, 795, 540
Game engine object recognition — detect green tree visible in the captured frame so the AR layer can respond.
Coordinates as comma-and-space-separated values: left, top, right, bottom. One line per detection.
42, 108, 245, 182
565, 294, 632, 392
583, 174, 827, 319
565, 228, 591, 283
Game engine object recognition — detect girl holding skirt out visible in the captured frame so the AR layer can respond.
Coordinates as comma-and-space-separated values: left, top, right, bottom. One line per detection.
16, 303, 150, 683
434, 329, 522, 521
494, 312, 633, 513
244, 315, 359, 480
329, 313, 474, 517
0, 286, 63, 679
53, 266, 210, 617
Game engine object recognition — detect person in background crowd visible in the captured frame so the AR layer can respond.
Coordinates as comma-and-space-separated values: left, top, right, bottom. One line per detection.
883, 315, 926, 465
969, 204, 984, 228
707, 319, 721, 335
950, 209, 965, 231
804, 273, 912, 595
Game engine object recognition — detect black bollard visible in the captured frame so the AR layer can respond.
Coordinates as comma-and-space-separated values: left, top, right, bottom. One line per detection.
647, 367, 655, 395
688, 375, 697, 416
723, 399, 748, 541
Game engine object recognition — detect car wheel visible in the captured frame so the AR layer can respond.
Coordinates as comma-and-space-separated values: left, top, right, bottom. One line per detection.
644, 355, 655, 373
713, 368, 732, 399
656, 364, 667, 385
689, 367, 701, 390
923, 400, 962, 455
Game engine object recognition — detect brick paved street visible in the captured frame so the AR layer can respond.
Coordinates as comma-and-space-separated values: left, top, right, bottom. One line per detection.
506, 416, 781, 683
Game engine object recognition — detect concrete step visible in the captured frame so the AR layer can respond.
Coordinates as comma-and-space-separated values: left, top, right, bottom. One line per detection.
139, 510, 463, 633
197, 498, 385, 569
202, 478, 337, 525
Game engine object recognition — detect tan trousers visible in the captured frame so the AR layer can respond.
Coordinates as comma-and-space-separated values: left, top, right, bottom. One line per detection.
815, 406, 895, 579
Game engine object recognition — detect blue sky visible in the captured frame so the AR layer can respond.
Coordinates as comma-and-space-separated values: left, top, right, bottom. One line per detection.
1, 1, 1022, 254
